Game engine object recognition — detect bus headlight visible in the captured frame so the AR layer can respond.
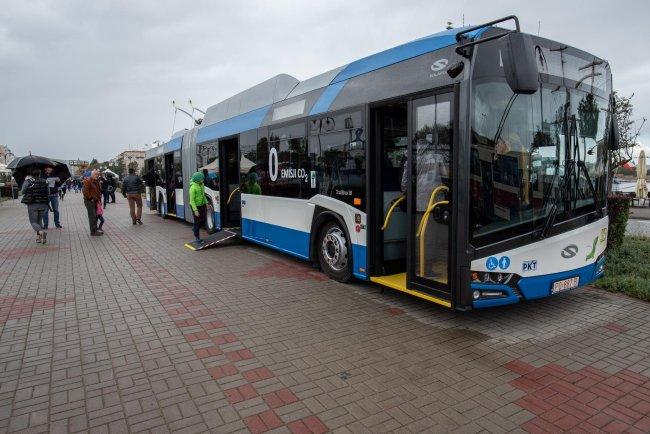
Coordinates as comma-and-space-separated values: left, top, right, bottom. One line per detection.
473, 290, 480, 300
470, 271, 514, 284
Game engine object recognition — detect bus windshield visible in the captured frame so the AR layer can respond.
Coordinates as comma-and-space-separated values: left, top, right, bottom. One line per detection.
470, 41, 610, 247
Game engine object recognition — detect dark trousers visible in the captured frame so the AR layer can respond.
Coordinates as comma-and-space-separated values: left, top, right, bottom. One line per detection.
43, 195, 60, 228
109, 191, 116, 203
84, 199, 98, 233
102, 191, 110, 207
192, 205, 206, 239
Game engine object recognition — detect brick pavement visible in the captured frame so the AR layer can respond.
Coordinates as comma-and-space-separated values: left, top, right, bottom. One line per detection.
0, 194, 648, 433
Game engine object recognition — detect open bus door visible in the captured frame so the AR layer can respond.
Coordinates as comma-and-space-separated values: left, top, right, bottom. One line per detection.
164, 152, 176, 216
369, 89, 455, 308
219, 136, 241, 230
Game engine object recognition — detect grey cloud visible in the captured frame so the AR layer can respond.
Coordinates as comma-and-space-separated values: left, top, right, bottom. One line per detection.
1, 0, 649, 160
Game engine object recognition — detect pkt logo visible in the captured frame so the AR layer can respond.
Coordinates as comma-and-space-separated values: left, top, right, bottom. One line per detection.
522, 260, 537, 272
561, 245, 578, 259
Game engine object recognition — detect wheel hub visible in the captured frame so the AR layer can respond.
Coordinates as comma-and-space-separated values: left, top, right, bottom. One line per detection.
322, 227, 348, 271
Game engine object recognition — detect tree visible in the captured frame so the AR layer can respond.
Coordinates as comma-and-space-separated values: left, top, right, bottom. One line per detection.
610, 92, 646, 189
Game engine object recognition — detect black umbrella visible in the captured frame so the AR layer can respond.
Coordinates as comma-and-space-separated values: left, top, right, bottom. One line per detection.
50, 158, 71, 184
7, 154, 57, 188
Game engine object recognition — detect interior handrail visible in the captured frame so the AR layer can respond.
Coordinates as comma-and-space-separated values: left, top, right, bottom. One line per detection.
227, 187, 240, 205
381, 195, 405, 231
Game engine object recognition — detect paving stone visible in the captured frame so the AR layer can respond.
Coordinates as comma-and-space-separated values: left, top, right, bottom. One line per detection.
1, 195, 649, 432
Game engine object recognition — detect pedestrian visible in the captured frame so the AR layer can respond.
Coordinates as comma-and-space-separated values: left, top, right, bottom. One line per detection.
59, 181, 67, 200
100, 173, 110, 208
189, 171, 208, 244
82, 170, 103, 236
96, 197, 105, 231
106, 174, 117, 203
20, 168, 51, 244
42, 166, 63, 229
121, 167, 144, 225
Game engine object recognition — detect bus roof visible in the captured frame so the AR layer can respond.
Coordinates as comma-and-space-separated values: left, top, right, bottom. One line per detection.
199, 26, 488, 135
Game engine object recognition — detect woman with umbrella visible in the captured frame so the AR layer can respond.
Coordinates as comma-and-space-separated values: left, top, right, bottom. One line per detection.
20, 168, 51, 244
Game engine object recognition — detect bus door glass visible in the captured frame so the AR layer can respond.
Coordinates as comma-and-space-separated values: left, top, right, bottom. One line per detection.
409, 93, 453, 290
219, 138, 241, 227
164, 153, 176, 215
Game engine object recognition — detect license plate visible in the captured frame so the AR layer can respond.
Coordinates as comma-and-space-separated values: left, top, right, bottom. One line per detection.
552, 276, 579, 294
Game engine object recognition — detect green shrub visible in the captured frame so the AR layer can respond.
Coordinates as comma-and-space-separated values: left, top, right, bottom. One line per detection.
595, 236, 650, 301
606, 195, 630, 250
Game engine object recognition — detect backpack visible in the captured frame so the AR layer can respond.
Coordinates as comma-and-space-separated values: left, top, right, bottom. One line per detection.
21, 179, 35, 204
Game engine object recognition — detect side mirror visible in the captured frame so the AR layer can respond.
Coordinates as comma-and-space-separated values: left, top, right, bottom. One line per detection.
499, 33, 539, 94
609, 116, 621, 150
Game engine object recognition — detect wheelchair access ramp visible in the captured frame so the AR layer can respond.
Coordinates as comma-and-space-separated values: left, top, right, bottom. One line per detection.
184, 228, 240, 251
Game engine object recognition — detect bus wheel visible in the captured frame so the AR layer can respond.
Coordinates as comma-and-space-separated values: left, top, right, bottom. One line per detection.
317, 221, 352, 282
205, 202, 216, 234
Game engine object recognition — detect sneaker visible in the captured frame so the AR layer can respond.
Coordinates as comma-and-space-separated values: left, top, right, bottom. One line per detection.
195, 238, 204, 244
136, 219, 143, 225
91, 232, 103, 236
55, 224, 63, 229
41, 232, 47, 244
96, 229, 104, 235
132, 220, 137, 225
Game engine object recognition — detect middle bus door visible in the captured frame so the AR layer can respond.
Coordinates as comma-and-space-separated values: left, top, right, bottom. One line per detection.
219, 137, 241, 228
407, 92, 454, 296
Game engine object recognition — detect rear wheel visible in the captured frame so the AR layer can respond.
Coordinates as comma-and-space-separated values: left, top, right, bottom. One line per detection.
317, 221, 352, 282
205, 201, 216, 234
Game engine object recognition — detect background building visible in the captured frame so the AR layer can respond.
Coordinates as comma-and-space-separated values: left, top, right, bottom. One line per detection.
0, 145, 14, 164
68, 159, 89, 176
115, 150, 145, 177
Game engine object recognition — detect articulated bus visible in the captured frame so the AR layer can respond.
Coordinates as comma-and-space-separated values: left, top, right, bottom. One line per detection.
144, 16, 618, 310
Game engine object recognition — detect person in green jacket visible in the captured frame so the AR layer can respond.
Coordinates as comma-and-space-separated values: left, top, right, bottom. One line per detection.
242, 172, 261, 195
189, 172, 208, 243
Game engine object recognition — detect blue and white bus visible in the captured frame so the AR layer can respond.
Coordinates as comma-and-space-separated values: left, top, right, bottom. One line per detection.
145, 16, 617, 310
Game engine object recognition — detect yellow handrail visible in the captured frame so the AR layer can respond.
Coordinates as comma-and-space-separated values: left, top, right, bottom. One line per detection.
381, 195, 405, 231
416, 185, 450, 277
227, 187, 240, 204
417, 185, 449, 237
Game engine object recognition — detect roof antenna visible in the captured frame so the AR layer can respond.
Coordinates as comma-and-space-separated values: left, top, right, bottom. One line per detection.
172, 100, 201, 132
462, 14, 465, 27
538, 21, 541, 36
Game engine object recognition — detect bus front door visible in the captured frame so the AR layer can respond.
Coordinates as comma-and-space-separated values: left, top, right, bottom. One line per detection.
219, 137, 241, 229
407, 92, 454, 298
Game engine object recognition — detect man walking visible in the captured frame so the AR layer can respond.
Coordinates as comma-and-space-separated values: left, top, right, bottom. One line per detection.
42, 166, 63, 229
122, 168, 144, 225
82, 170, 103, 236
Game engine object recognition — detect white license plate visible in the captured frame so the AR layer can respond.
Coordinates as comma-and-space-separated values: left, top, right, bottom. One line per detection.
552, 276, 580, 294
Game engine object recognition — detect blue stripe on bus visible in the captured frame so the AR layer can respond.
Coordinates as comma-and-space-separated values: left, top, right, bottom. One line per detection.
242, 218, 368, 278
197, 105, 271, 144
163, 136, 182, 153
352, 244, 368, 280
309, 80, 348, 115
332, 27, 490, 84
176, 204, 185, 219
472, 260, 604, 308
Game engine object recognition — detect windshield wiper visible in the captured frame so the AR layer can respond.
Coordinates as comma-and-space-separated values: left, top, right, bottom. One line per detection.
571, 117, 604, 217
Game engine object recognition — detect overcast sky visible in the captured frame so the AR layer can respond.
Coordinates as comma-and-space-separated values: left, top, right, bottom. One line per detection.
1, 0, 649, 162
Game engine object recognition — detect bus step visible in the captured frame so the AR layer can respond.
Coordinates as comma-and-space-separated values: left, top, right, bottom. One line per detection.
184, 229, 240, 251
370, 273, 451, 308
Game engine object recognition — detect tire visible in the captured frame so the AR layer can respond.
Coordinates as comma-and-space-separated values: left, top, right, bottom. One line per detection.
204, 201, 216, 234
317, 221, 352, 282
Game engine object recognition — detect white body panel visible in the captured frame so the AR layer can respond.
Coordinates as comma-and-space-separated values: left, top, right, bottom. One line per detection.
471, 217, 609, 276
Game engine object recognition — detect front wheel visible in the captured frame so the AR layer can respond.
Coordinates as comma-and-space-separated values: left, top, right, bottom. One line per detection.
204, 201, 216, 234
317, 221, 352, 282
